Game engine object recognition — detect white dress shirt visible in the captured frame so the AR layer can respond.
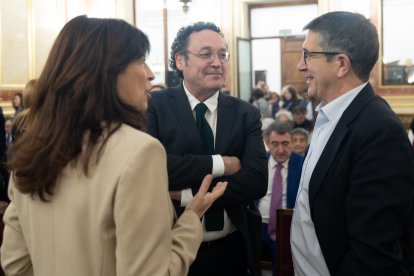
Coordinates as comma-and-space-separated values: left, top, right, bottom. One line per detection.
180, 82, 236, 241
290, 82, 367, 276
258, 157, 289, 223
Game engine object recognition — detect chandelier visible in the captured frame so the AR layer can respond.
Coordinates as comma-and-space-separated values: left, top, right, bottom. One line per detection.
179, 0, 192, 13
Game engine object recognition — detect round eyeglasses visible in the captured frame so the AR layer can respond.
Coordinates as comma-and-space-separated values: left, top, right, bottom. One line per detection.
187, 49, 230, 63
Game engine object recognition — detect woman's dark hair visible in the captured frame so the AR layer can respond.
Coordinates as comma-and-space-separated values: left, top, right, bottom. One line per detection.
12, 79, 38, 141
10, 15, 150, 201
12, 93, 23, 109
282, 85, 298, 102
23, 79, 37, 109
251, 88, 264, 100
169, 22, 222, 79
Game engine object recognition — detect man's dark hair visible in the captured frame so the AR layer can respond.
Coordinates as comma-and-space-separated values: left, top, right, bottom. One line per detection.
303, 11, 379, 82
292, 106, 306, 115
251, 88, 264, 100
266, 120, 293, 138
169, 22, 223, 79
292, 127, 309, 140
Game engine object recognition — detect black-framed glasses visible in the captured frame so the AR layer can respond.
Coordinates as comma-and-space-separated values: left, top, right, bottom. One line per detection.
187, 49, 230, 63
303, 50, 341, 65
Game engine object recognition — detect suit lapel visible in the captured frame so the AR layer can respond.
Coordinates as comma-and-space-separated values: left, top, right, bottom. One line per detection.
309, 84, 377, 202
215, 93, 235, 154
167, 83, 203, 153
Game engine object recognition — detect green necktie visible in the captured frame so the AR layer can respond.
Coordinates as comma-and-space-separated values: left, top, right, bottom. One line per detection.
195, 103, 224, 231
195, 103, 214, 154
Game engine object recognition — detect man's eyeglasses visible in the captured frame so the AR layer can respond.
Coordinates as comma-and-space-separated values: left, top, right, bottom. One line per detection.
303, 50, 341, 65
187, 49, 230, 63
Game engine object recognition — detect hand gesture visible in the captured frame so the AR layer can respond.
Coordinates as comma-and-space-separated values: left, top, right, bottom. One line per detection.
186, 174, 227, 218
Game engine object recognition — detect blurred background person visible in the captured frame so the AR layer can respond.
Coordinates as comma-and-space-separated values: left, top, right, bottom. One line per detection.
280, 85, 299, 112
258, 121, 304, 273
11, 93, 24, 118
261, 118, 275, 151
291, 127, 309, 156
1, 16, 226, 276
12, 79, 37, 142
292, 106, 313, 131
268, 92, 280, 118
255, 79, 270, 100
0, 103, 8, 276
251, 88, 272, 119
275, 109, 294, 128
4, 120, 12, 152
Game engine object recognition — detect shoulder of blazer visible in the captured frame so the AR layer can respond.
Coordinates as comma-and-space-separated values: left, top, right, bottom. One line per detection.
287, 152, 304, 183
116, 124, 160, 145
149, 83, 184, 101
308, 84, 383, 204
218, 92, 258, 111
337, 83, 379, 127
289, 151, 304, 168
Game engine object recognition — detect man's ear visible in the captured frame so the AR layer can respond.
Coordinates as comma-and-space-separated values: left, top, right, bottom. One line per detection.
175, 53, 185, 70
337, 54, 352, 78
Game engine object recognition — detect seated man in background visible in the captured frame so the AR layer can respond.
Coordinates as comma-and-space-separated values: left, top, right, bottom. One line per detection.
274, 109, 294, 128
291, 128, 309, 156
292, 106, 313, 131
258, 121, 304, 271
261, 118, 275, 151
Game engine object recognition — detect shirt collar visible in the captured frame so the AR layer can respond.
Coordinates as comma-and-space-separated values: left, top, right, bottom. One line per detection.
183, 82, 219, 113
315, 82, 367, 125
270, 155, 289, 169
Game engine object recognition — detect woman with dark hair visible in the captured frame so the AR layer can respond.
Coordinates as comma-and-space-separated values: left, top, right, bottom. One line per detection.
12, 79, 37, 142
12, 93, 24, 117
251, 88, 271, 119
1, 16, 226, 276
281, 85, 299, 112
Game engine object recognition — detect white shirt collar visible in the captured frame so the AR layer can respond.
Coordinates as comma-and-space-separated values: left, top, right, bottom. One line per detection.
315, 82, 368, 125
183, 82, 219, 114
269, 155, 289, 169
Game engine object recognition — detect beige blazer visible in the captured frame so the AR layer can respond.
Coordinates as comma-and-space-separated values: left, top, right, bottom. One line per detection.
1, 124, 203, 276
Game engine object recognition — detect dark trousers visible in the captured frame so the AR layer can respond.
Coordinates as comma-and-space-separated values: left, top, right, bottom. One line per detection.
188, 231, 247, 276
261, 223, 276, 273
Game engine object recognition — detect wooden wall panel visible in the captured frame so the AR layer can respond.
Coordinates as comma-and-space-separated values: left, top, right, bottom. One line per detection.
281, 36, 306, 93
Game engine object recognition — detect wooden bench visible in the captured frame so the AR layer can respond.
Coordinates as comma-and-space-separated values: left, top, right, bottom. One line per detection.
276, 208, 294, 276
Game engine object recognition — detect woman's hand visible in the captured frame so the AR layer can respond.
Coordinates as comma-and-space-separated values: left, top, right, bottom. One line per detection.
186, 174, 227, 218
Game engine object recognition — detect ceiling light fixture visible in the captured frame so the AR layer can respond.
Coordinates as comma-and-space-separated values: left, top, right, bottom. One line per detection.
179, 0, 192, 13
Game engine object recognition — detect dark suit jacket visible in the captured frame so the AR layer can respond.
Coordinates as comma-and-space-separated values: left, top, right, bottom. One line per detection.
0, 107, 8, 202
264, 151, 303, 209
309, 83, 414, 275
285, 152, 304, 208
147, 83, 268, 275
